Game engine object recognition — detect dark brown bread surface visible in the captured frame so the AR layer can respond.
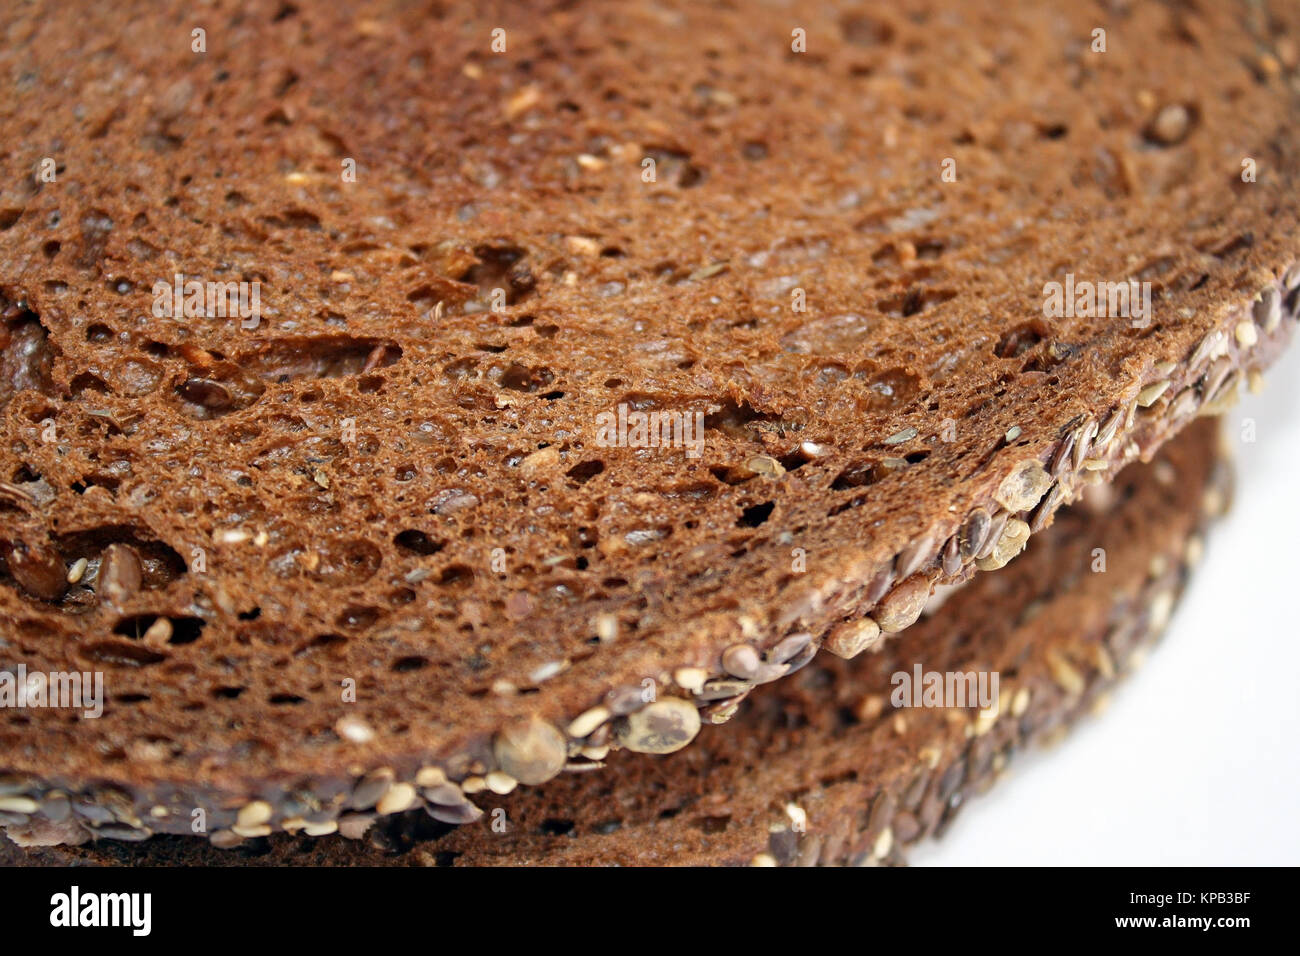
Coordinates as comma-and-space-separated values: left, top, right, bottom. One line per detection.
0, 1, 1295, 840
1, 419, 1225, 864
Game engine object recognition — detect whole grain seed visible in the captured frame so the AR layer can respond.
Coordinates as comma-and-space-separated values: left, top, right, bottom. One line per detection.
1285, 264, 1300, 291
303, 820, 340, 836
825, 617, 882, 659
581, 744, 610, 760
485, 771, 518, 794
1235, 320, 1258, 347
615, 696, 701, 753
1004, 425, 1022, 442
995, 459, 1052, 513
493, 716, 568, 785
750, 853, 778, 867
874, 575, 930, 633
567, 706, 611, 739
721, 643, 761, 679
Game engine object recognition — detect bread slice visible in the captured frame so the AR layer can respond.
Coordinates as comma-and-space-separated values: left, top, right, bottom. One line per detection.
0, 0, 1294, 840
2, 418, 1226, 863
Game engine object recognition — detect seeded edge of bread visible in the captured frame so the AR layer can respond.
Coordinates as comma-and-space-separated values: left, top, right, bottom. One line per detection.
1, 419, 1227, 864
0, 0, 1295, 842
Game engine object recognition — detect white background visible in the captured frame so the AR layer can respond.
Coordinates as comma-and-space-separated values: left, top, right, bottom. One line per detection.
915, 337, 1300, 866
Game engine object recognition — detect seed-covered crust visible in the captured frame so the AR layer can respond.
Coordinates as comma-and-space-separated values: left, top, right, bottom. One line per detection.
0, 0, 1296, 841
2, 420, 1225, 864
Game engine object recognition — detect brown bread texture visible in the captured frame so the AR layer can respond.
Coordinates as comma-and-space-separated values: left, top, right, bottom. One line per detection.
0, 1, 1296, 840
1, 419, 1226, 864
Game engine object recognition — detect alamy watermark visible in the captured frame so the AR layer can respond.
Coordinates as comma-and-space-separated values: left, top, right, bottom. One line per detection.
890, 664, 999, 710
595, 403, 705, 459
1043, 273, 1151, 328
152, 273, 261, 328
0, 665, 103, 718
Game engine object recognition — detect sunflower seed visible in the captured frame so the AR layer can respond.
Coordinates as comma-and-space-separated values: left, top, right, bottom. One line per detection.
348, 768, 395, 810
695, 678, 753, 701
1046, 650, 1085, 696
768, 632, 813, 664
959, 509, 990, 559
422, 783, 467, 807
485, 771, 518, 794
1095, 407, 1123, 450
721, 643, 761, 679
99, 543, 143, 604
236, 800, 272, 828
1072, 420, 1098, 470
883, 426, 917, 445
425, 801, 483, 825
615, 697, 701, 754
1029, 482, 1066, 533
824, 617, 882, 659
896, 533, 934, 579
376, 782, 417, 815
1235, 320, 1258, 347
493, 716, 567, 785
995, 459, 1052, 513
1135, 380, 1170, 407
1284, 264, 1300, 291
1254, 287, 1282, 333
566, 706, 611, 739
0, 796, 38, 814
941, 536, 961, 577
1050, 432, 1077, 477
874, 575, 930, 633
865, 566, 894, 604
6, 540, 66, 602
303, 820, 341, 836
975, 511, 1009, 560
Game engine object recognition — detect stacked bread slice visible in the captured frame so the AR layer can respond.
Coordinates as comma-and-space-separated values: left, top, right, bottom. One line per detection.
0, 0, 1297, 863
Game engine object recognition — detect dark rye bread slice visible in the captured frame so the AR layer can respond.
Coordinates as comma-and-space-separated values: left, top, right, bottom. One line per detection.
0, 1, 1295, 839
1, 419, 1227, 864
